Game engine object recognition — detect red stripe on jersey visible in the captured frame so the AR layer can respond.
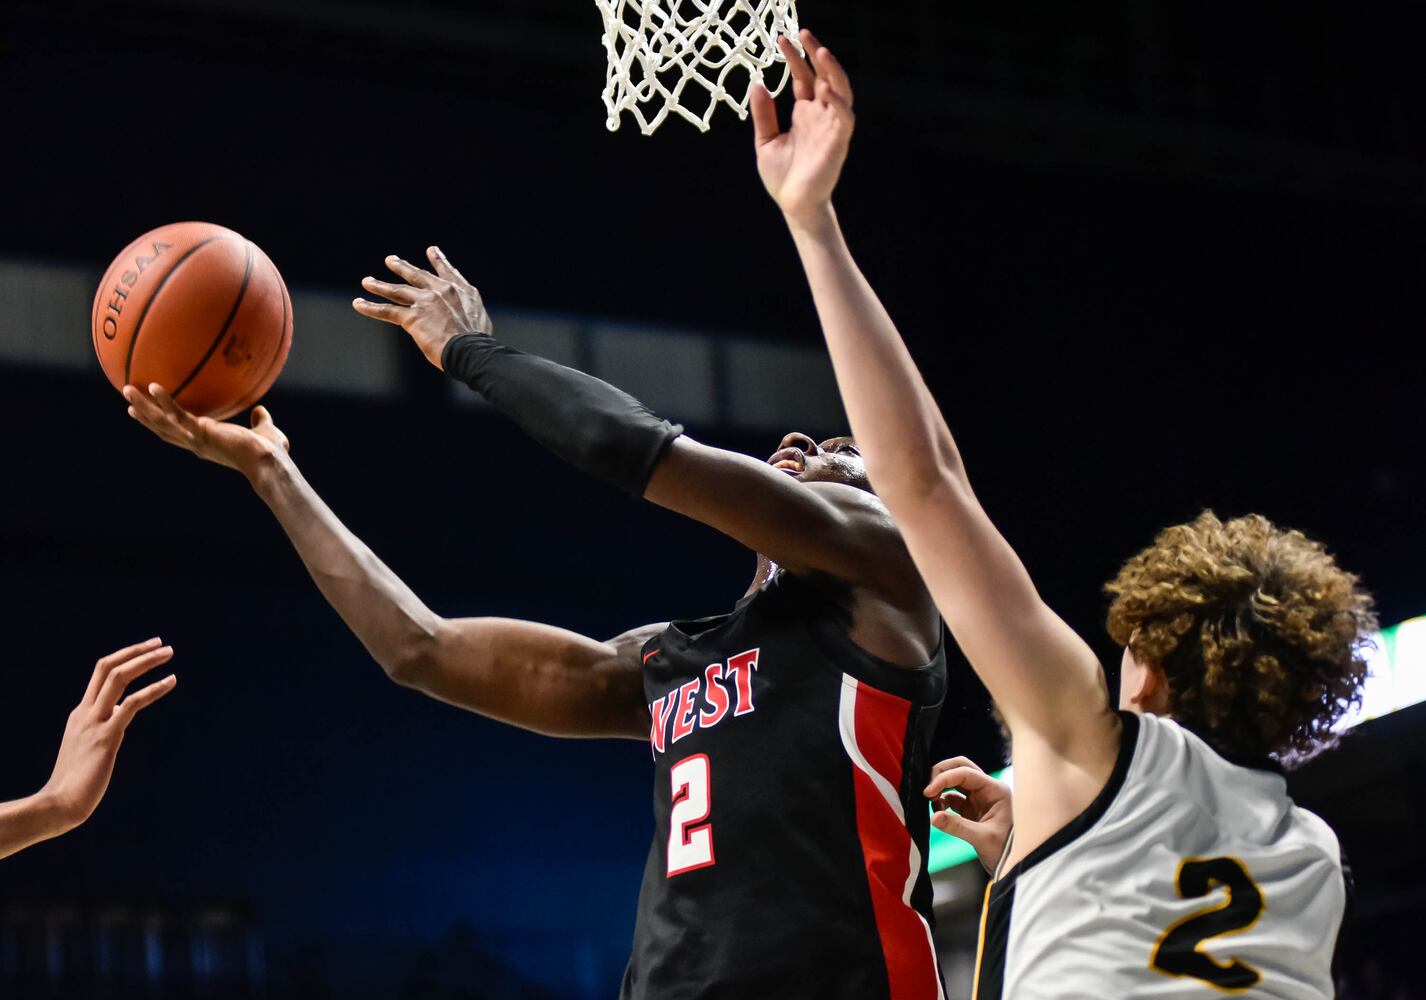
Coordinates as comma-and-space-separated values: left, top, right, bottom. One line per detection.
842, 677, 943, 1000
643, 648, 661, 665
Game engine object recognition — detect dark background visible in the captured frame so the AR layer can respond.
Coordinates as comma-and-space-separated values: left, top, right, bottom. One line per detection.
1, 1, 1423, 996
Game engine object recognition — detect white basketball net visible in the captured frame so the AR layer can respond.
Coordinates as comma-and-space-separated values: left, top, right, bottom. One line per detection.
596, 0, 802, 135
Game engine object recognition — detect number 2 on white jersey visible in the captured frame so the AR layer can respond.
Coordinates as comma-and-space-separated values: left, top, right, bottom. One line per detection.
667, 753, 716, 876
1152, 856, 1265, 990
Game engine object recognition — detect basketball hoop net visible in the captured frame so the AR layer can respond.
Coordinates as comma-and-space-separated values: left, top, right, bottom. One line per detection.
596, 0, 802, 135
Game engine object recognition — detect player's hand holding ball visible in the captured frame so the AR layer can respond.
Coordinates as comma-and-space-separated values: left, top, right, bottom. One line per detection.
123, 384, 290, 480
353, 247, 493, 370
924, 756, 1014, 875
750, 29, 855, 232
95, 220, 296, 480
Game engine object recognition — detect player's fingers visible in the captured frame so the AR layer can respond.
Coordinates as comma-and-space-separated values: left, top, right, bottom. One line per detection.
122, 386, 172, 427
812, 39, 854, 107
426, 246, 468, 285
797, 27, 822, 67
352, 299, 408, 325
815, 79, 854, 123
360, 276, 419, 305
750, 82, 781, 144
934, 789, 969, 813
148, 385, 194, 427
944, 789, 990, 823
924, 767, 965, 798
383, 254, 437, 289
126, 405, 178, 439
931, 808, 982, 840
114, 674, 177, 726
778, 35, 816, 101
924, 765, 996, 799
129, 408, 188, 445
127, 408, 189, 448
928, 756, 984, 779
96, 646, 174, 714
85, 637, 163, 703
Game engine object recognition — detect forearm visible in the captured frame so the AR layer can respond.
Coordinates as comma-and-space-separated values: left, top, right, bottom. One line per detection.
790, 213, 1113, 743
248, 450, 443, 680
788, 206, 967, 498
442, 335, 682, 498
0, 791, 73, 861
244, 450, 648, 738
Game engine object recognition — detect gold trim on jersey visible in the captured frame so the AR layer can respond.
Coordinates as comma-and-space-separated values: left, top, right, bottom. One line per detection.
971, 881, 993, 1000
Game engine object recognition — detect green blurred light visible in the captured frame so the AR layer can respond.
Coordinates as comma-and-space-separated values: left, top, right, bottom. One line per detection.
1341, 616, 1425, 729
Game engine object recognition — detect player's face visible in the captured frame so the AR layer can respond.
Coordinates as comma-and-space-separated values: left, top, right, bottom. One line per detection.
766, 432, 872, 492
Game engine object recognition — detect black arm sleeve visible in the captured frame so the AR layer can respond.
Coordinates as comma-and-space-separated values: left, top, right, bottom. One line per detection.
441, 333, 683, 498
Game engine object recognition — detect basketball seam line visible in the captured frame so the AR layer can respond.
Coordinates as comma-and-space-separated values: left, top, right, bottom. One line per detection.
226, 262, 291, 417
171, 241, 256, 403
122, 235, 234, 386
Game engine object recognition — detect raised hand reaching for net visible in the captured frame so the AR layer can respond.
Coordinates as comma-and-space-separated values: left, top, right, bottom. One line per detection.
750, 30, 855, 232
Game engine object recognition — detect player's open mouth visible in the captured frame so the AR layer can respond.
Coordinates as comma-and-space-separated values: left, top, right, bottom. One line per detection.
767, 447, 807, 476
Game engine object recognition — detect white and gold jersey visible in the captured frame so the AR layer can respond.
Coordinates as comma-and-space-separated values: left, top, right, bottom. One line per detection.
974, 712, 1348, 999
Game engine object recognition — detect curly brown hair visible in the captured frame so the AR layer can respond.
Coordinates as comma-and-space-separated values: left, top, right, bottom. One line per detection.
1105, 511, 1376, 767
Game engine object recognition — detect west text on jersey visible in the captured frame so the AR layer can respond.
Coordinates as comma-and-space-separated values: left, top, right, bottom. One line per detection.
648, 648, 760, 755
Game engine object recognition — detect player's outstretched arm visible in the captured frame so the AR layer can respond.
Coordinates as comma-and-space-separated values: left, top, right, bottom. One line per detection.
353, 251, 928, 615
1, 639, 176, 860
122, 387, 653, 739
753, 33, 1115, 766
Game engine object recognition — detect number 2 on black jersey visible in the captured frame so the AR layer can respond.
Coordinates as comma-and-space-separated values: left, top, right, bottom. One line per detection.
1151, 856, 1265, 991
667, 754, 715, 876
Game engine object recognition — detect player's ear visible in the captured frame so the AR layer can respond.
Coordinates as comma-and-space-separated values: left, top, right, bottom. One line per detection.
1121, 642, 1162, 714
1127, 658, 1169, 714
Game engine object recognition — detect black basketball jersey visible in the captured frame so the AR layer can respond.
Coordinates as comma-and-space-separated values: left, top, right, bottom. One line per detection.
620, 570, 948, 1000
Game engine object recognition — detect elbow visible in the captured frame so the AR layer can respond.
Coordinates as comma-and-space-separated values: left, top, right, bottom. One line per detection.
381, 620, 447, 689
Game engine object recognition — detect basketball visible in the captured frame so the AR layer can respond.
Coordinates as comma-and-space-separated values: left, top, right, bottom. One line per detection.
92, 222, 293, 420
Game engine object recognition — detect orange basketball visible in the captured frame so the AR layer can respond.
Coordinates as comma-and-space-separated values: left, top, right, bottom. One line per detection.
93, 222, 293, 420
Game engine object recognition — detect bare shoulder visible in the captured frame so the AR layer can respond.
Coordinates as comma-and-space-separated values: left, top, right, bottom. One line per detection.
577, 622, 669, 740
606, 622, 670, 662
